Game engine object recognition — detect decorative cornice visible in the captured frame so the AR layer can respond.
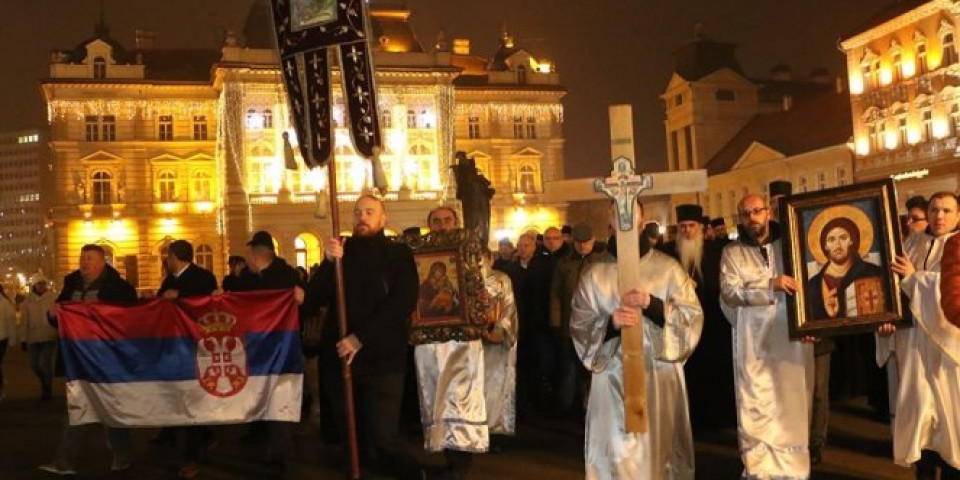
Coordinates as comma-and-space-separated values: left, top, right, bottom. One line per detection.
841, 0, 949, 50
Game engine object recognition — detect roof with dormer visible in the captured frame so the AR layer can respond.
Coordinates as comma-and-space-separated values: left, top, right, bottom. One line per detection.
672, 35, 744, 81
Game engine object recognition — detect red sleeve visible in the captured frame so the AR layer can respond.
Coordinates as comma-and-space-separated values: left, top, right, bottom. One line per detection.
941, 234, 960, 328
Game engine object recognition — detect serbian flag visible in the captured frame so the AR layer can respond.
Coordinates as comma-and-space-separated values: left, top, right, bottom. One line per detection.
57, 289, 302, 427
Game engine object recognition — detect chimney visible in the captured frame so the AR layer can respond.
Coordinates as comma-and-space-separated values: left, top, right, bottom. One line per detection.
453, 38, 471, 56
782, 95, 794, 112
135, 28, 155, 50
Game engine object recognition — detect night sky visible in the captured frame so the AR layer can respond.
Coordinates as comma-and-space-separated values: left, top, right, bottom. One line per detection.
0, 0, 881, 178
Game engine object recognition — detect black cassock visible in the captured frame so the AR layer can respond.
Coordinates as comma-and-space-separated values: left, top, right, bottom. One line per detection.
658, 240, 737, 430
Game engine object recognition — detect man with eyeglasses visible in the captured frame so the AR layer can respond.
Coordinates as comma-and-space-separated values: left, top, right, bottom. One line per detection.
881, 192, 960, 480
719, 194, 815, 480
905, 196, 929, 238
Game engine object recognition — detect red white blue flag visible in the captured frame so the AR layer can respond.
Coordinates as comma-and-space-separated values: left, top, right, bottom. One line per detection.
58, 290, 303, 427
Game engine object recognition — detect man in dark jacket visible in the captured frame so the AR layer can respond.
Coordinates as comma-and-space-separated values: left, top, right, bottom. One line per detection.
549, 223, 605, 416
40, 244, 138, 476
221, 255, 249, 292
158, 240, 218, 299
231, 231, 304, 472
156, 239, 218, 479
307, 195, 422, 480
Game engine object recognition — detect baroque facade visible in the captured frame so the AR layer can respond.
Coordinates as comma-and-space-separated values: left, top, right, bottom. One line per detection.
840, 0, 960, 196
41, 4, 566, 292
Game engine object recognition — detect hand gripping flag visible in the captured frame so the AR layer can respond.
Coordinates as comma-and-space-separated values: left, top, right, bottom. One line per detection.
270, 0, 386, 189
57, 290, 303, 427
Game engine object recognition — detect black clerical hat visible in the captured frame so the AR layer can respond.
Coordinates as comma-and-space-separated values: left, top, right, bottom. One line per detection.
769, 180, 792, 198
710, 217, 726, 228
675, 204, 703, 223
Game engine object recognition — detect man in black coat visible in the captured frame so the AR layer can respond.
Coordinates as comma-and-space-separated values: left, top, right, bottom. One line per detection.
658, 204, 737, 431
306, 194, 422, 480
158, 240, 218, 299
156, 239, 218, 479
40, 244, 138, 476
232, 230, 305, 473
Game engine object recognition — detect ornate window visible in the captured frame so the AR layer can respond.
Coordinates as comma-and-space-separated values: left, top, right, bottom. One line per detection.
158, 115, 174, 141
817, 170, 827, 190
406, 110, 417, 129
518, 164, 537, 193
263, 109, 273, 129
513, 116, 524, 139
91, 170, 113, 205
526, 117, 537, 139
916, 31, 928, 75
191, 171, 211, 201
245, 108, 260, 129
193, 116, 208, 140
837, 166, 848, 186
381, 109, 392, 129
922, 109, 933, 141
892, 44, 903, 82
158, 170, 177, 202
195, 244, 214, 271
93, 57, 106, 79
897, 116, 908, 147
942, 24, 957, 67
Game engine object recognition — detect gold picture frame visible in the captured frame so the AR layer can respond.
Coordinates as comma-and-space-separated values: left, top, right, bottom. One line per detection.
780, 178, 910, 339
398, 228, 488, 345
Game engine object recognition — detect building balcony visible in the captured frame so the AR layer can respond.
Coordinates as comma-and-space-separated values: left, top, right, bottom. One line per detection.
857, 137, 958, 174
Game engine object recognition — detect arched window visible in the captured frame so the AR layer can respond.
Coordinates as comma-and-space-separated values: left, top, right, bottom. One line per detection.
92, 170, 113, 204
93, 57, 106, 79
158, 171, 177, 202
518, 165, 537, 193
263, 109, 273, 129
195, 244, 213, 271
295, 236, 307, 269
191, 171, 211, 201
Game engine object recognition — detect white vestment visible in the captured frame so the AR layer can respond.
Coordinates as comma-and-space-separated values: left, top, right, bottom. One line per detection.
719, 238, 815, 480
415, 340, 488, 452
482, 269, 518, 435
877, 231, 960, 468
570, 250, 703, 480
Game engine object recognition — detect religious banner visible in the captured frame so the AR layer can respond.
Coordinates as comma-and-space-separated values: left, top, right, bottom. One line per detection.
57, 290, 303, 427
270, 0, 385, 186
780, 179, 909, 338
399, 228, 489, 345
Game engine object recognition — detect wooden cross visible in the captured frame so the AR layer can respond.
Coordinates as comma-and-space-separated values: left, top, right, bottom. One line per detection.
544, 105, 707, 434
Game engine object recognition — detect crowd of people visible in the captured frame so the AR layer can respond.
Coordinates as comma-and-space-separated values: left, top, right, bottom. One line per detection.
0, 184, 956, 480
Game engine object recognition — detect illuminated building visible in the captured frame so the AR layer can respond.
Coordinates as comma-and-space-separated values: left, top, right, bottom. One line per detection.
840, 0, 960, 197
0, 130, 52, 281
41, 3, 565, 291
661, 30, 854, 224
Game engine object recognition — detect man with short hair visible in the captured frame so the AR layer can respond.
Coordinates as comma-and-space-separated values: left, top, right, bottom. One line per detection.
659, 204, 736, 431
415, 206, 488, 478
309, 195, 423, 480
905, 196, 929, 238
550, 223, 605, 416
20, 273, 58, 402
427, 205, 458, 233
234, 231, 304, 472
720, 195, 815, 479
40, 244, 139, 476
493, 238, 515, 271
570, 200, 703, 479
221, 255, 248, 291
883, 192, 960, 480
157, 239, 219, 479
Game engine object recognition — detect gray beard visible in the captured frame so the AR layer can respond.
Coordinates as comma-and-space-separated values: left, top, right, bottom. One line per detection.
677, 234, 703, 277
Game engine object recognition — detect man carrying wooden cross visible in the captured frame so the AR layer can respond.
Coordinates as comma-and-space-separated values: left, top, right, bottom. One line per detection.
569, 166, 703, 480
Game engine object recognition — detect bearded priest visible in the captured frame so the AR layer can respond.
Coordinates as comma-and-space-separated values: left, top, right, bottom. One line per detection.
570, 200, 703, 480
658, 204, 736, 431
